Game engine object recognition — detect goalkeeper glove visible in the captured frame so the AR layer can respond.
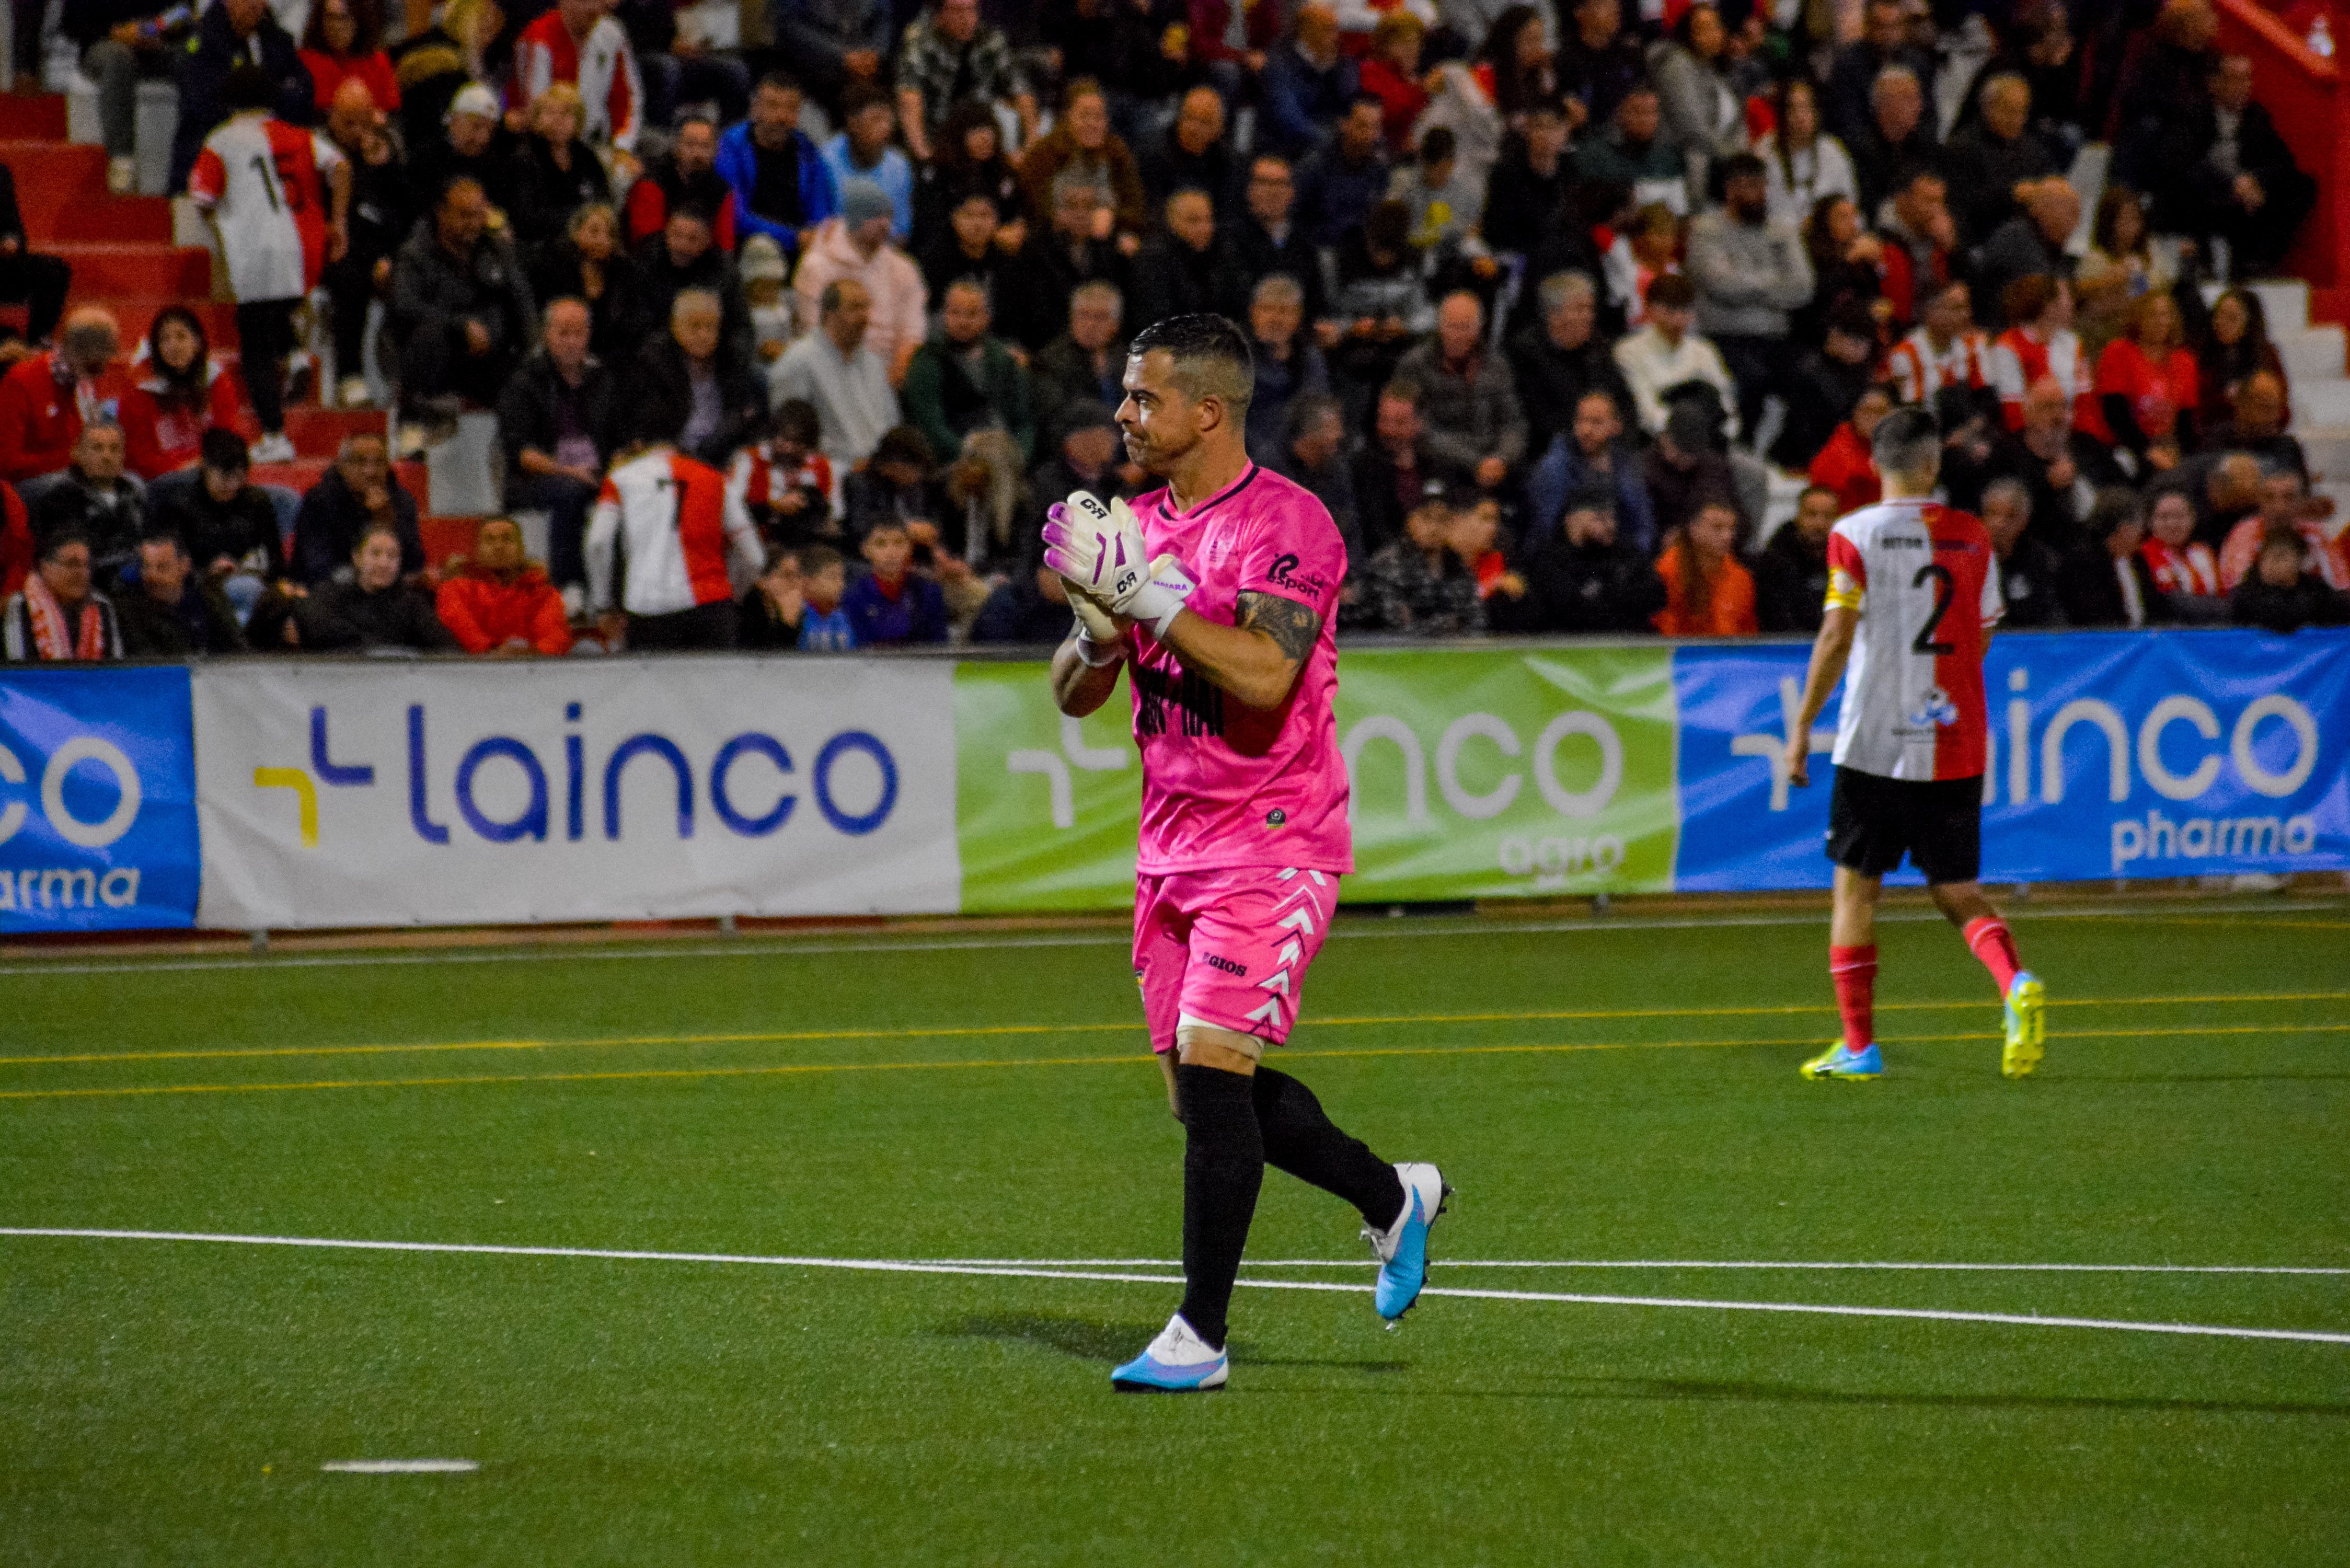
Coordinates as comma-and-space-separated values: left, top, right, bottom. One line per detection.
1041, 492, 1197, 638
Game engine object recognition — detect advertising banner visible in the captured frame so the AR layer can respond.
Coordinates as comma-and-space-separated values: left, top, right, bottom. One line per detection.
1674, 629, 2350, 887
192, 658, 960, 928
0, 667, 199, 932
954, 645, 1680, 912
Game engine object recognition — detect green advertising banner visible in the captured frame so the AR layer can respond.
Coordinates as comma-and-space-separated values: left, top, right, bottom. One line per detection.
953, 647, 1681, 912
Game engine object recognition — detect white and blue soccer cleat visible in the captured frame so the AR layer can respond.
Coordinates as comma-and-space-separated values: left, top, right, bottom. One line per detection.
1366, 1162, 1450, 1321
1111, 1312, 1229, 1393
1800, 1042, 1883, 1080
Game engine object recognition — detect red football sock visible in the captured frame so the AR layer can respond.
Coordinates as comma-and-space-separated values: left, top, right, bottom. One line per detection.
1829, 945, 1876, 1052
1964, 917, 2021, 993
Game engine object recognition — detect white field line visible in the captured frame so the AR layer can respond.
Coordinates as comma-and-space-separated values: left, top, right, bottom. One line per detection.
5, 1228, 2346, 1348
931, 1258, 2350, 1276
2, 899, 2337, 977
320, 1460, 478, 1473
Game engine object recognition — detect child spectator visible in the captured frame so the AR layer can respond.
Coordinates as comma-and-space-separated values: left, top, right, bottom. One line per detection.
1652, 499, 1756, 637
188, 64, 350, 467
435, 516, 573, 655
118, 307, 244, 480
739, 236, 798, 367
842, 518, 949, 645
738, 546, 807, 649
2140, 484, 2226, 621
2232, 531, 2350, 633
1387, 127, 1481, 255
797, 542, 858, 650
971, 557, 1086, 645
728, 401, 836, 547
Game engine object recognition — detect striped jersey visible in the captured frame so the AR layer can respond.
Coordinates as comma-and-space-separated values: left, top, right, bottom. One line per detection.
187, 112, 345, 303
585, 448, 762, 617
513, 12, 641, 151
1824, 497, 2002, 781
1988, 325, 2091, 432
1885, 327, 1992, 408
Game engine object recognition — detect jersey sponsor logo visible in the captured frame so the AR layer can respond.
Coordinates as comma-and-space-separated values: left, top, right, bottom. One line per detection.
1200, 951, 1248, 976
1264, 551, 1328, 596
1908, 686, 1961, 729
1879, 535, 1927, 550
1134, 664, 1225, 739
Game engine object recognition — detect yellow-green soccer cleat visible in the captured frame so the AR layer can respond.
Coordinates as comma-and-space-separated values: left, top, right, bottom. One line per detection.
1800, 1042, 1882, 1080
2001, 972, 2046, 1079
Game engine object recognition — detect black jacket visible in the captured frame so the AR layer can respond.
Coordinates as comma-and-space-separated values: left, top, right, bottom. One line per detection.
2057, 546, 2170, 629
1754, 524, 1830, 635
632, 235, 754, 365
1993, 537, 2068, 629
1772, 348, 1874, 470
736, 583, 806, 649
1229, 216, 1329, 324
506, 139, 615, 250
0, 165, 25, 251
636, 337, 768, 467
2232, 573, 2350, 634
496, 352, 623, 500
1490, 536, 1666, 635
169, 3, 311, 191
1943, 122, 2061, 243
292, 468, 425, 586
1507, 321, 1636, 449
389, 222, 537, 371
296, 579, 459, 652
116, 579, 247, 656
408, 131, 523, 217
528, 240, 651, 359
1128, 234, 1252, 328
997, 232, 1131, 353
156, 482, 285, 579
32, 471, 145, 578
1480, 145, 1575, 257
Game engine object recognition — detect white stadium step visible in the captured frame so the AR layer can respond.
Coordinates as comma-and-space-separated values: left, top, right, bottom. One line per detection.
2249, 279, 2311, 332
2298, 427, 2350, 482
2277, 324, 2347, 384
2293, 382, 2350, 428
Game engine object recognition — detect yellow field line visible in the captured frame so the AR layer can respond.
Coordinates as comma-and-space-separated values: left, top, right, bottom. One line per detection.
4, 990, 2343, 1070
2, 1022, 2344, 1103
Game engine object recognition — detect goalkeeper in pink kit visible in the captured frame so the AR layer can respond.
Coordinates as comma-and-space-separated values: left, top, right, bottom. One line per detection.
1042, 315, 1449, 1393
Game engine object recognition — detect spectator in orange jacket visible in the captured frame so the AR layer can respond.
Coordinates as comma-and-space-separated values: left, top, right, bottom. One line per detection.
0, 308, 124, 491
1653, 499, 1758, 637
434, 516, 574, 655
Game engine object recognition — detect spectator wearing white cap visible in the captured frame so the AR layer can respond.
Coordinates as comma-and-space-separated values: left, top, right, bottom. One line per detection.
410, 82, 519, 220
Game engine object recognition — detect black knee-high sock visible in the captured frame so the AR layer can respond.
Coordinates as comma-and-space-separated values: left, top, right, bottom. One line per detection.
1252, 1067, 1407, 1231
1174, 1064, 1263, 1350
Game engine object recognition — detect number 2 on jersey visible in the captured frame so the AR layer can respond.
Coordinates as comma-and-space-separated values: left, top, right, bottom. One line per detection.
1910, 563, 1955, 655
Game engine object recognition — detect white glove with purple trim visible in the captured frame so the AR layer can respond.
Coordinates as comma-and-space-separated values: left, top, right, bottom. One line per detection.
1040, 491, 1198, 639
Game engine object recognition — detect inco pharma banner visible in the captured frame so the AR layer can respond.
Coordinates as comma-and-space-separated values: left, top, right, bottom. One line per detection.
191, 659, 960, 928
0, 667, 199, 932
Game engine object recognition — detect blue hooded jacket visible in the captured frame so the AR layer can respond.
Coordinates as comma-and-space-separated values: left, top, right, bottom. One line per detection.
715, 122, 839, 256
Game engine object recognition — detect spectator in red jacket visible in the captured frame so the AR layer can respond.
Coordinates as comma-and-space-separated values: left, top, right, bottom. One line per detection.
435, 515, 574, 655
0, 478, 28, 598
1808, 382, 1892, 514
0, 308, 124, 492
299, 0, 400, 116
118, 307, 244, 480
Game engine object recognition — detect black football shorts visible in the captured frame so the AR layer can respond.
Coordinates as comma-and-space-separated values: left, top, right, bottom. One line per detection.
1825, 767, 1984, 884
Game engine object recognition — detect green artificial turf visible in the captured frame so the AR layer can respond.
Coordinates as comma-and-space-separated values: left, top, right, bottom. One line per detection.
3, 903, 2347, 1564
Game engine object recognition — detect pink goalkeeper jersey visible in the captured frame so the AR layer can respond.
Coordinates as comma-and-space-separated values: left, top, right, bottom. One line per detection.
1122, 463, 1353, 877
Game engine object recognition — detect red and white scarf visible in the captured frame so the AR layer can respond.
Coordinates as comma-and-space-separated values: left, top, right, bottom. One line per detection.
19, 572, 107, 660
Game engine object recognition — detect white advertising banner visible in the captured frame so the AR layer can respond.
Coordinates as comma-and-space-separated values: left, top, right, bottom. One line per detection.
193, 659, 960, 928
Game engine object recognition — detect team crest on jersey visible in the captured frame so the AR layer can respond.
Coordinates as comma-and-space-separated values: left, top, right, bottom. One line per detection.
1909, 686, 1961, 729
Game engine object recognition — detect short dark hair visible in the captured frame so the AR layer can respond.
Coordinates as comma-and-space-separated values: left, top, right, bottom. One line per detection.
839, 82, 889, 118
801, 542, 845, 574
756, 71, 801, 97
1799, 482, 1841, 510
1872, 405, 1941, 478
872, 425, 934, 470
224, 63, 278, 114
773, 399, 820, 446
1562, 485, 1616, 518
1127, 313, 1254, 415
1349, 91, 1386, 116
200, 427, 251, 475
140, 527, 190, 556
1418, 125, 1455, 164
2002, 273, 2060, 325
1645, 272, 1697, 311
38, 528, 91, 562
1719, 151, 1766, 183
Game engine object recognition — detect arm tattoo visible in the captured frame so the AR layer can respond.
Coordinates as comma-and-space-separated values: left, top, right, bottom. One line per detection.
1238, 590, 1321, 665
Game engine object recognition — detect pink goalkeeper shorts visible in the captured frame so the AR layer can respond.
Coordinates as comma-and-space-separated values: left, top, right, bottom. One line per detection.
1133, 864, 1340, 1055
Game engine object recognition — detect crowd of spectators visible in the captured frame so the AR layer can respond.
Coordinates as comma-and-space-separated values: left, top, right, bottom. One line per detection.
3, 0, 2347, 662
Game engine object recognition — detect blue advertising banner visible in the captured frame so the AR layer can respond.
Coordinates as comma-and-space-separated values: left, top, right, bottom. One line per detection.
0, 667, 200, 931
1673, 629, 2350, 888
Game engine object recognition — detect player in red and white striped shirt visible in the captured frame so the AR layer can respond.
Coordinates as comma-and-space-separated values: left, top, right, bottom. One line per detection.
1885, 279, 1992, 409
513, 0, 642, 154
1783, 406, 2046, 1082
585, 424, 763, 649
187, 65, 350, 464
